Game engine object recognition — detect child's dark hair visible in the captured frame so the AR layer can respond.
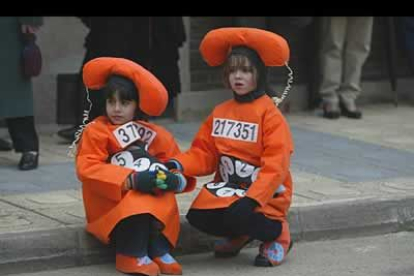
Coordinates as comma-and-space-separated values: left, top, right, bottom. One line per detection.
102, 75, 148, 121
104, 74, 138, 102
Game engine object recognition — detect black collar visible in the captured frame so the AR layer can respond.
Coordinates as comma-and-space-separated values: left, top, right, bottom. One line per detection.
233, 89, 266, 103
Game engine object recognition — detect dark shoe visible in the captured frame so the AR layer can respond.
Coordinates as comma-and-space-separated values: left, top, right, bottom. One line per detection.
18, 152, 39, 171
57, 126, 78, 141
0, 138, 12, 151
214, 235, 253, 258
339, 99, 362, 119
322, 102, 340, 119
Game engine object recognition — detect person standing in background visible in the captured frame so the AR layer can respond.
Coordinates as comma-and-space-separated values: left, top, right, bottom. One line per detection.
0, 17, 43, 170
318, 17, 373, 119
57, 17, 186, 141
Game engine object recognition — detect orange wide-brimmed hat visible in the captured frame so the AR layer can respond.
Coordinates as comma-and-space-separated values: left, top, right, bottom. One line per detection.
82, 57, 168, 116
199, 27, 290, 67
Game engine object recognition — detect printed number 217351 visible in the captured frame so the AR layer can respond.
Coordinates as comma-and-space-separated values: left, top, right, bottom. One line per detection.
212, 118, 258, 142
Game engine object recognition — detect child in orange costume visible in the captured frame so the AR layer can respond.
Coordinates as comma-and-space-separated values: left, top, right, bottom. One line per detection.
74, 57, 195, 276
167, 28, 294, 267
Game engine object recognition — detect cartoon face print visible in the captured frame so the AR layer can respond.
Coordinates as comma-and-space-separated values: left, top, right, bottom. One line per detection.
218, 155, 260, 186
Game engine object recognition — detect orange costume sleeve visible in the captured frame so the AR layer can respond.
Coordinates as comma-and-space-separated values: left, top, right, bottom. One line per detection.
76, 122, 134, 202
148, 125, 196, 193
246, 112, 293, 208
175, 114, 219, 177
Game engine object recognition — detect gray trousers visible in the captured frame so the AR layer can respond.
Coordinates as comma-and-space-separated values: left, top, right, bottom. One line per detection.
319, 17, 373, 103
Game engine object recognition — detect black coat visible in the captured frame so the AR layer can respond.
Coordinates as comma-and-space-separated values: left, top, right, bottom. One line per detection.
0, 17, 43, 118
80, 16, 186, 96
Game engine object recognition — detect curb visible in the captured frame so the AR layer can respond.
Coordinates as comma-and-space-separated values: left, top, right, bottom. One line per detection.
2, 195, 414, 275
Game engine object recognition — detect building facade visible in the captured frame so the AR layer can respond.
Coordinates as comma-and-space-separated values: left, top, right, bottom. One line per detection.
32, 17, 414, 124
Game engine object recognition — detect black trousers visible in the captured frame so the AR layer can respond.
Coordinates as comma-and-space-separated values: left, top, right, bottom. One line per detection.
186, 208, 282, 242
5, 116, 39, 152
110, 214, 171, 258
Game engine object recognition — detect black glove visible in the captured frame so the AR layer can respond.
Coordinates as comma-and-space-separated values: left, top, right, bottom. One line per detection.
110, 143, 185, 193
154, 167, 181, 191
224, 197, 259, 227
128, 170, 158, 194
128, 167, 183, 194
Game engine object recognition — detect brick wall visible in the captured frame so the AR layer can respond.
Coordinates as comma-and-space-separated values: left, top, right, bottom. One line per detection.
189, 17, 234, 91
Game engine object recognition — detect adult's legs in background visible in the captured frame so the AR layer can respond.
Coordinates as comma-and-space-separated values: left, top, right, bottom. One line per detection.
6, 116, 39, 170
318, 17, 347, 119
339, 17, 373, 103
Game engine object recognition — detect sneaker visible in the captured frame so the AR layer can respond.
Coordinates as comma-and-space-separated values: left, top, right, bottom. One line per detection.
254, 220, 292, 267
254, 240, 293, 267
115, 254, 160, 276
18, 151, 39, 171
153, 253, 182, 275
214, 235, 253, 258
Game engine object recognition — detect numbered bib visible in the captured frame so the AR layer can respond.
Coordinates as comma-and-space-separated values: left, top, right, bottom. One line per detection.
212, 118, 258, 142
113, 121, 156, 148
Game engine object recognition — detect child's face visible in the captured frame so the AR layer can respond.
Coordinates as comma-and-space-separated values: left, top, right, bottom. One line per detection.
106, 92, 137, 125
228, 60, 257, 96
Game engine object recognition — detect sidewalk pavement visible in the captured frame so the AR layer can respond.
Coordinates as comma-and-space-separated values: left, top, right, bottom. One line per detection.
1, 103, 414, 274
